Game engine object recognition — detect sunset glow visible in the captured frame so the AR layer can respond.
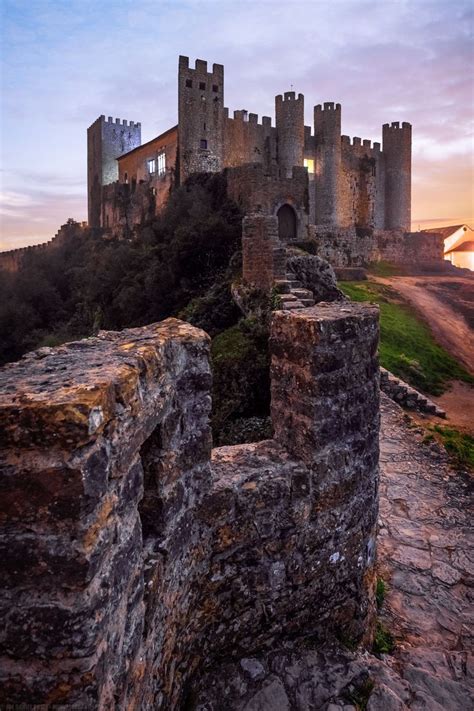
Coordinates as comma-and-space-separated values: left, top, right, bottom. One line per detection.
1, 0, 473, 250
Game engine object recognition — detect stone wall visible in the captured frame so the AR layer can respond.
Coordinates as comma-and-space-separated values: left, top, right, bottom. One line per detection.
307, 225, 444, 269
0, 305, 380, 709
0, 220, 88, 273
226, 163, 309, 240
242, 213, 286, 290
101, 181, 157, 238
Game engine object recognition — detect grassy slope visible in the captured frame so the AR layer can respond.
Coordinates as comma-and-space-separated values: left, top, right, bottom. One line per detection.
339, 281, 473, 396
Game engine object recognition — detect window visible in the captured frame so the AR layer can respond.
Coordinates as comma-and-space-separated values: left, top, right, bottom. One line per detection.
304, 158, 315, 175
186, 78, 192, 88
199, 81, 206, 90
203, 122, 206, 130
124, 172, 128, 183
212, 84, 218, 93
147, 158, 156, 174
200, 139, 208, 149
157, 152, 166, 176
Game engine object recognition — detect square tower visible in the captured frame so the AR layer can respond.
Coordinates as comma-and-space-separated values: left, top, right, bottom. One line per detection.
178, 56, 225, 184
87, 115, 141, 228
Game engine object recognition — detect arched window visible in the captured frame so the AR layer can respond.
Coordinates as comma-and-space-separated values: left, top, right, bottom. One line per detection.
277, 204, 297, 242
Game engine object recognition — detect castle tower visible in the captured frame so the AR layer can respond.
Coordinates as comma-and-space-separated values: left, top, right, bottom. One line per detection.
314, 103, 342, 227
178, 56, 225, 183
382, 121, 412, 231
275, 92, 304, 178
87, 115, 141, 228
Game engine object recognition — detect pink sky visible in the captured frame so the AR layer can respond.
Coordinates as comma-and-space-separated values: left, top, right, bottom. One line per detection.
1, 0, 473, 251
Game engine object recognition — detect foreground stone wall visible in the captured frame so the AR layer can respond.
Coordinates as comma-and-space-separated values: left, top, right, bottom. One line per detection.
0, 304, 379, 709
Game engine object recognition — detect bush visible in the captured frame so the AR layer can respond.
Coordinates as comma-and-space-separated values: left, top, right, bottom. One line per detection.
0, 173, 242, 365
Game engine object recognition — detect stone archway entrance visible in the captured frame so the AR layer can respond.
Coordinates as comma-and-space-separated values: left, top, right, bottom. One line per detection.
277, 204, 297, 242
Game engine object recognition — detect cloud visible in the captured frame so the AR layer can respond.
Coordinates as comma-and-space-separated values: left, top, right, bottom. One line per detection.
1, 0, 472, 248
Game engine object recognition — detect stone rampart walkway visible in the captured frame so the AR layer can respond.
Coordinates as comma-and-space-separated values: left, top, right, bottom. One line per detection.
193, 395, 473, 709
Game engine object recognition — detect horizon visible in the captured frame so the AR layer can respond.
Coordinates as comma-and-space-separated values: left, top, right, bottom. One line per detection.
1, 0, 473, 251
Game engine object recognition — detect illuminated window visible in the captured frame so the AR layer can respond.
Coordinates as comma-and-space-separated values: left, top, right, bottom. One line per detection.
200, 139, 208, 149
304, 158, 314, 174
157, 152, 166, 176
147, 158, 156, 174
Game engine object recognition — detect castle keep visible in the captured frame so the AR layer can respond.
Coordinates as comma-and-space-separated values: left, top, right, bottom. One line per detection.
87, 55, 412, 243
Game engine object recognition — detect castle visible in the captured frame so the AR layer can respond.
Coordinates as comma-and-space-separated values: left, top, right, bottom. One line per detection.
0, 55, 443, 274
88, 55, 412, 243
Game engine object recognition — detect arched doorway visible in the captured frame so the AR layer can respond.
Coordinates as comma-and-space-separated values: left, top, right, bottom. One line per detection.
277, 204, 297, 242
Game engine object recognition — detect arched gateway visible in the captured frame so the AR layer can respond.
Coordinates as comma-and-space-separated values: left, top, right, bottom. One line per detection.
277, 203, 297, 242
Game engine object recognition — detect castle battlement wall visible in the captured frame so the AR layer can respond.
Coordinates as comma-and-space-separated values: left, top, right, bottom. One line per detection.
0, 304, 379, 708
0, 221, 88, 273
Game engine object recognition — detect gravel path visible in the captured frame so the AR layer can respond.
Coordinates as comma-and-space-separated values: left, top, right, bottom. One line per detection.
374, 276, 474, 374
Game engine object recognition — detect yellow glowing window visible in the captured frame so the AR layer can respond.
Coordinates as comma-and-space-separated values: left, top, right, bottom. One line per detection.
304, 158, 314, 174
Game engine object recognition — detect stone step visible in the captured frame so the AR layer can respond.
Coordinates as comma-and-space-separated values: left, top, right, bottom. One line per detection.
292, 288, 314, 299
280, 293, 300, 302
274, 279, 291, 294
286, 278, 303, 289
300, 298, 315, 307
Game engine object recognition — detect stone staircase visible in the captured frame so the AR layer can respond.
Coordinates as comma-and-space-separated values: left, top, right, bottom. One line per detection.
274, 274, 315, 309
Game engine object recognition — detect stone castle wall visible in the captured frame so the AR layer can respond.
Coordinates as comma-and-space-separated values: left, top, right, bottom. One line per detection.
308, 225, 444, 268
0, 303, 379, 709
0, 220, 88, 273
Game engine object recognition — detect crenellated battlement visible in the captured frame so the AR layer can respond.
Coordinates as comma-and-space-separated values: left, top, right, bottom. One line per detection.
224, 108, 272, 129
315, 102, 341, 113
276, 91, 304, 104
0, 304, 379, 707
0, 221, 88, 273
101, 115, 141, 129
383, 120, 411, 132
179, 54, 224, 79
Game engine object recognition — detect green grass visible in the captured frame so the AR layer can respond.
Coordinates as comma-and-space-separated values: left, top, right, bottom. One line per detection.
372, 621, 395, 655
367, 260, 406, 277
375, 578, 386, 609
339, 281, 474, 396
429, 425, 474, 468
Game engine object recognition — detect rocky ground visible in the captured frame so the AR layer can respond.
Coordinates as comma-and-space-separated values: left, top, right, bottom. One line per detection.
192, 395, 473, 710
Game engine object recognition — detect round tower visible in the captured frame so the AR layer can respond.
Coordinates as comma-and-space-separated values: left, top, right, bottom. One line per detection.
314, 102, 342, 226
275, 92, 304, 178
382, 121, 411, 231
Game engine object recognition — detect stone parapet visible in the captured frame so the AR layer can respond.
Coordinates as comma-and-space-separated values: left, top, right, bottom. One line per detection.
0, 303, 380, 708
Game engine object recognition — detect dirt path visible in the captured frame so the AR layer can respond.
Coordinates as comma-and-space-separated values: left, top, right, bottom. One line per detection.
193, 395, 474, 709
373, 276, 474, 375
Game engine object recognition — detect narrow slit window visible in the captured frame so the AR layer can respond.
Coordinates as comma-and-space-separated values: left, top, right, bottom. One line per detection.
186, 78, 192, 88
157, 152, 166, 175
147, 158, 156, 174
200, 139, 208, 149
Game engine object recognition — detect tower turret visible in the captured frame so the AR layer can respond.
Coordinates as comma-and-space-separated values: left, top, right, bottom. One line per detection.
178, 56, 225, 183
87, 115, 141, 228
275, 92, 305, 178
382, 121, 412, 231
314, 103, 342, 226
